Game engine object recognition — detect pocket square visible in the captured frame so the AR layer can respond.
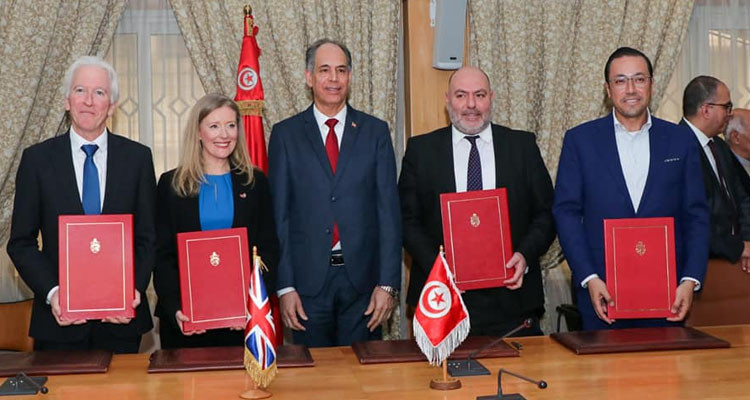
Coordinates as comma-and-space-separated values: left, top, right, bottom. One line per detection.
663, 157, 680, 163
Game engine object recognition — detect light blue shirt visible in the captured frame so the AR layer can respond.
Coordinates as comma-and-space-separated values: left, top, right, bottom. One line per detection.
613, 109, 652, 212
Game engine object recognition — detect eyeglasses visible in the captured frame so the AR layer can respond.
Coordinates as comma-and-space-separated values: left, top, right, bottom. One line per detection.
705, 101, 733, 113
608, 74, 652, 88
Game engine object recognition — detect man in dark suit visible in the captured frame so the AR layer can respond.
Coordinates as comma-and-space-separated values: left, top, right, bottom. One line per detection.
727, 109, 750, 212
399, 66, 555, 336
553, 47, 709, 330
268, 39, 401, 347
681, 76, 750, 270
7, 56, 156, 353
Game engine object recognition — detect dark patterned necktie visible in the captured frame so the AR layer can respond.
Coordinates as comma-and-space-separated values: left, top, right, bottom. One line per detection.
466, 135, 482, 191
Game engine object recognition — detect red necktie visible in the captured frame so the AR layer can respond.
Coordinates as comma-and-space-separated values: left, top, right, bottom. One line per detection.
325, 118, 339, 247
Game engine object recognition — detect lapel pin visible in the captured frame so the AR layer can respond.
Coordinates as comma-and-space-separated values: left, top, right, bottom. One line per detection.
239, 192, 247, 199
351, 121, 357, 128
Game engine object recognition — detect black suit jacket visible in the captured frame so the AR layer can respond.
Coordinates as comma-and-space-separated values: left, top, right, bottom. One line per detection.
7, 131, 157, 341
398, 124, 555, 325
730, 151, 750, 203
153, 168, 279, 330
682, 119, 750, 262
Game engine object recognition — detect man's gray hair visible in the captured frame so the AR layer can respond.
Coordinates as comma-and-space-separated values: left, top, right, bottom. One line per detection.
63, 56, 119, 103
305, 38, 352, 72
728, 114, 746, 135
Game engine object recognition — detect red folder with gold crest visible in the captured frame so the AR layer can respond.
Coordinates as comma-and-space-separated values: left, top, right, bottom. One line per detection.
604, 217, 677, 319
58, 214, 135, 320
177, 227, 251, 332
440, 188, 514, 291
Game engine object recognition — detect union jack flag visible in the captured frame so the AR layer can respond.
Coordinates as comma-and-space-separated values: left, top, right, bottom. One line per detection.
244, 248, 277, 388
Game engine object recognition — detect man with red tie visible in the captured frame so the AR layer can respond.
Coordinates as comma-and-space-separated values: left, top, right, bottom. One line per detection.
268, 39, 401, 347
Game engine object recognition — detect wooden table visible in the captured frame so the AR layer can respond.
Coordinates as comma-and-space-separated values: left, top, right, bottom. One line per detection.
10, 325, 750, 399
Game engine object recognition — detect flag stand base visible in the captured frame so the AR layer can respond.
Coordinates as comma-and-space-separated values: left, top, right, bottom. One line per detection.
430, 377, 461, 390
239, 388, 272, 399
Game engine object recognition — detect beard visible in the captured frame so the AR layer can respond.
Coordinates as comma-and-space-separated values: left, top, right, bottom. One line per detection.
447, 105, 491, 135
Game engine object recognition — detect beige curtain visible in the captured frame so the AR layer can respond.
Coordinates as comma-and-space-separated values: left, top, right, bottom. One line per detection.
169, 0, 401, 139
0, 0, 127, 302
169, 0, 402, 338
468, 0, 694, 332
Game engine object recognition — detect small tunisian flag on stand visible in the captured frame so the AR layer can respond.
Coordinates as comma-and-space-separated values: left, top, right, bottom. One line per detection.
235, 5, 267, 172
413, 251, 470, 365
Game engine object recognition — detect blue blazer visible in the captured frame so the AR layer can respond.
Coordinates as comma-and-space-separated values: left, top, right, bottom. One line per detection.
268, 105, 402, 296
553, 114, 709, 293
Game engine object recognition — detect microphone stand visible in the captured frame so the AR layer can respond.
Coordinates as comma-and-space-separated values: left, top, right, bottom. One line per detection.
447, 318, 532, 377
476, 368, 547, 400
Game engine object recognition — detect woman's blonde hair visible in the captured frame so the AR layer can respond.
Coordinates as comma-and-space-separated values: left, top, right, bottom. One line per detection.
172, 93, 254, 197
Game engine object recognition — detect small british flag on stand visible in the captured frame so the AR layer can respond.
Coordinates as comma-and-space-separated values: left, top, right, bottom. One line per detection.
244, 246, 277, 388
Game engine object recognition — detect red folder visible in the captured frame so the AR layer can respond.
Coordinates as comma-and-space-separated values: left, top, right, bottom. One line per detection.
58, 214, 134, 320
604, 217, 677, 319
440, 188, 514, 291
177, 228, 251, 332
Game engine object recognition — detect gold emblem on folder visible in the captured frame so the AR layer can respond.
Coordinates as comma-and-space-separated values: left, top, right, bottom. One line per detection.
90, 238, 101, 254
635, 241, 646, 256
470, 213, 480, 228
209, 251, 221, 267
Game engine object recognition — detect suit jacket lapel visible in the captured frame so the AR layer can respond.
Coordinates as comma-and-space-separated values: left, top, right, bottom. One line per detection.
102, 131, 120, 213
492, 125, 509, 189
301, 106, 334, 180
594, 115, 634, 213
438, 127, 457, 193
51, 132, 85, 214
231, 171, 249, 228
334, 105, 361, 186
638, 121, 668, 215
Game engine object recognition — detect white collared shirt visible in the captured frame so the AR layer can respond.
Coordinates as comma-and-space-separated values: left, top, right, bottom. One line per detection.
312, 104, 347, 150
69, 127, 108, 210
452, 124, 496, 192
684, 118, 721, 182
613, 109, 652, 213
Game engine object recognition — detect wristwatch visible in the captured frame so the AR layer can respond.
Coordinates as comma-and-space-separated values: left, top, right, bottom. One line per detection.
378, 285, 399, 300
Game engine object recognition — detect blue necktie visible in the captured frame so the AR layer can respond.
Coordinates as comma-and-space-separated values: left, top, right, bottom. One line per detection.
466, 135, 483, 191
81, 144, 101, 215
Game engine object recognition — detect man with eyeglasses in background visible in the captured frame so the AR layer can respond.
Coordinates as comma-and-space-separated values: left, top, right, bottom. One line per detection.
725, 109, 750, 206
553, 47, 709, 330
681, 76, 750, 271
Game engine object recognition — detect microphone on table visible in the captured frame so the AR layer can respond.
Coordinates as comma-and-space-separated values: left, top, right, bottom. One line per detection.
447, 318, 533, 377
476, 368, 547, 400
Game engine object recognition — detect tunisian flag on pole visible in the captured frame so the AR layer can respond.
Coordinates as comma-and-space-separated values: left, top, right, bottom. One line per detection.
235, 5, 267, 173
413, 251, 470, 365
236, 5, 282, 346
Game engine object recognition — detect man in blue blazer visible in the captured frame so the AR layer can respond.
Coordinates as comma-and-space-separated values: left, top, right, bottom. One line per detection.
268, 39, 401, 347
553, 47, 709, 331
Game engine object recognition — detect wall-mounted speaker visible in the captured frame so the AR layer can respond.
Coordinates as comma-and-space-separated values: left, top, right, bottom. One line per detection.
432, 0, 467, 70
